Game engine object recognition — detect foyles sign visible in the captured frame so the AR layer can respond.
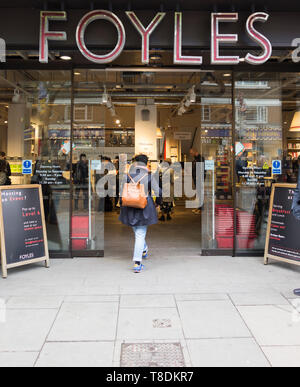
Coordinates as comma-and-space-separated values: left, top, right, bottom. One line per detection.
39, 10, 272, 65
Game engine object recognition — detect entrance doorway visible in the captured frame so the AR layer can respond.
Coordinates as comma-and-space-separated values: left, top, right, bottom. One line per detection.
71, 69, 233, 258
0, 68, 234, 258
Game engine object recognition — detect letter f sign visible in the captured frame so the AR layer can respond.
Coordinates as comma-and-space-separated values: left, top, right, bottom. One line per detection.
39, 11, 67, 63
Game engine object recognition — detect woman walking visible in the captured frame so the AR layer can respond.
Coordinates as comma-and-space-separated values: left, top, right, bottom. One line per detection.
119, 154, 161, 273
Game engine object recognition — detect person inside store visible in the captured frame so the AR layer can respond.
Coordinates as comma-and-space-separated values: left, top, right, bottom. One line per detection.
119, 154, 161, 274
236, 151, 248, 183
0, 159, 10, 185
159, 158, 175, 222
74, 153, 89, 211
0, 151, 11, 185
190, 147, 205, 215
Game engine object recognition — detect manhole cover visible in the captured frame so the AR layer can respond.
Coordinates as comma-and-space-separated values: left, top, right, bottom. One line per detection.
121, 343, 185, 367
153, 319, 172, 328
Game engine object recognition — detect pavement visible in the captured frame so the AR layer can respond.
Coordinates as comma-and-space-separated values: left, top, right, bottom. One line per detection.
0, 254, 300, 367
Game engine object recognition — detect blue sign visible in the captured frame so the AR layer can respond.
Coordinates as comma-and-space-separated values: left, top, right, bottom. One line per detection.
272, 160, 282, 175
22, 160, 32, 175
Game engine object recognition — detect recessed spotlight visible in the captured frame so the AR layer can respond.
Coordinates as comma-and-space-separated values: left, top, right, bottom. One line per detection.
150, 53, 162, 61
60, 55, 72, 61
116, 119, 121, 125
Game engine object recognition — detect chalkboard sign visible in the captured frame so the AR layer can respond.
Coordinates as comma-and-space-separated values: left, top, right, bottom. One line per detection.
0, 185, 50, 278
264, 183, 300, 266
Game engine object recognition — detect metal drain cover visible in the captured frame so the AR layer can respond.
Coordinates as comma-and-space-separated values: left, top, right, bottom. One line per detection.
121, 343, 185, 367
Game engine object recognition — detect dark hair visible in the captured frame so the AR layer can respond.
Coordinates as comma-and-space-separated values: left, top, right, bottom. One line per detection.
0, 159, 6, 172
0, 152, 6, 157
80, 154, 86, 159
134, 154, 148, 166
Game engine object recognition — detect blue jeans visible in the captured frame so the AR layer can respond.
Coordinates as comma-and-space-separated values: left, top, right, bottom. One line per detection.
132, 226, 148, 262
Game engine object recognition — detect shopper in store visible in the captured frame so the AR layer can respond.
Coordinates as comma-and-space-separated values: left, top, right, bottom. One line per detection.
0, 151, 11, 185
190, 148, 205, 214
0, 159, 10, 185
119, 154, 161, 273
159, 159, 174, 222
74, 153, 89, 211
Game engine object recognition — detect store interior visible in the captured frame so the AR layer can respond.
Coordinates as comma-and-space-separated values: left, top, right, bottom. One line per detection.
0, 68, 299, 257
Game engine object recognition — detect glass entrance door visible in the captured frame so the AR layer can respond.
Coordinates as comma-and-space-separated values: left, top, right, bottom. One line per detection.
71, 72, 105, 256
0, 69, 72, 257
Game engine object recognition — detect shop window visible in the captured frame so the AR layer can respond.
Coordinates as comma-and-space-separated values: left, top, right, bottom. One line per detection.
65, 105, 93, 122
235, 81, 269, 89
237, 106, 268, 124
202, 105, 211, 122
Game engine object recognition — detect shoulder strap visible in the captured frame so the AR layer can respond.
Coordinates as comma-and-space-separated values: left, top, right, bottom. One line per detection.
128, 173, 145, 186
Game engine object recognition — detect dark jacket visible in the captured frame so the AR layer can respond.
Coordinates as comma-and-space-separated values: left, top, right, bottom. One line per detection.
119, 164, 161, 227
74, 160, 89, 184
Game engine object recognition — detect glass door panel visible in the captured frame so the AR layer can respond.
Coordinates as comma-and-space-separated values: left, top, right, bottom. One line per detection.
1, 70, 72, 257
72, 70, 105, 256
234, 72, 283, 253
200, 71, 234, 254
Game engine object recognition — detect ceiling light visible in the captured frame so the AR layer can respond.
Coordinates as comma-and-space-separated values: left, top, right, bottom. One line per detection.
102, 86, 108, 104
116, 119, 121, 125
74, 72, 81, 75
150, 53, 162, 61
4, 121, 7, 124
60, 55, 72, 61
224, 73, 231, 77
189, 86, 196, 103
12, 89, 21, 103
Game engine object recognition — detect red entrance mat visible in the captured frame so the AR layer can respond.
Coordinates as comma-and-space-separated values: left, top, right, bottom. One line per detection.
71, 215, 89, 250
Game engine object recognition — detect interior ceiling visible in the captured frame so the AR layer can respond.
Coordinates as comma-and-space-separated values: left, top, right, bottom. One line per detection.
0, 70, 299, 110
0, 0, 299, 11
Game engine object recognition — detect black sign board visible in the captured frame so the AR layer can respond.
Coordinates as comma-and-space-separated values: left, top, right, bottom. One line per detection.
264, 183, 300, 266
0, 185, 50, 278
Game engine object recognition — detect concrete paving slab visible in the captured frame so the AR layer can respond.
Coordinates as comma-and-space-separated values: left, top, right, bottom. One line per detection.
229, 292, 289, 306
0, 352, 38, 367
175, 294, 229, 301
120, 295, 176, 308
64, 295, 119, 303
186, 338, 270, 367
238, 305, 300, 346
117, 308, 184, 340
262, 346, 300, 367
48, 302, 119, 342
0, 309, 57, 351
6, 296, 64, 309
177, 300, 251, 339
35, 342, 115, 367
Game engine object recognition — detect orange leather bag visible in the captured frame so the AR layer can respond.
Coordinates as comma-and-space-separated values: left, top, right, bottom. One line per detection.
122, 174, 148, 209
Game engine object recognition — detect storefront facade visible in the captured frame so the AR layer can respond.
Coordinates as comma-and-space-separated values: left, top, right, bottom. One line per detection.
0, 0, 300, 258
